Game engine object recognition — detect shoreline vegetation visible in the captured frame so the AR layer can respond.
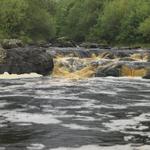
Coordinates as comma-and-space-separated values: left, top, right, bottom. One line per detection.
0, 0, 150, 80
0, 0, 150, 46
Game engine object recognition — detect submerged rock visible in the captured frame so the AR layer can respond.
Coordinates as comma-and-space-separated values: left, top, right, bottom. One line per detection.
0, 46, 54, 75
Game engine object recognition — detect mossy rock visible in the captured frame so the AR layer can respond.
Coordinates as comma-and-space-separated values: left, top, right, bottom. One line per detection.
0, 46, 6, 63
1, 39, 24, 49
54, 37, 76, 47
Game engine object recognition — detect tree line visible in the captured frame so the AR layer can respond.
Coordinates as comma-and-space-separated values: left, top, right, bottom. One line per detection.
0, 0, 150, 45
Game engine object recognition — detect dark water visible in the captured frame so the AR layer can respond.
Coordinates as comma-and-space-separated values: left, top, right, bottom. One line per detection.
0, 77, 150, 150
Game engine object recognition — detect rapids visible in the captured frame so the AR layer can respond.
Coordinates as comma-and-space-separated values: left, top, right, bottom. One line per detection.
0, 47, 150, 150
0, 76, 150, 149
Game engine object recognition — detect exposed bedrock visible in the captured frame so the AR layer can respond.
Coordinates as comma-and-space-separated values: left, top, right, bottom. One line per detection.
95, 61, 150, 78
0, 46, 54, 75
1, 39, 24, 49
51, 47, 150, 79
48, 47, 150, 59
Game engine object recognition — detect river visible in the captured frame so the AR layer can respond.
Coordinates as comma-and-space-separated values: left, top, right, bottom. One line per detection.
0, 76, 150, 150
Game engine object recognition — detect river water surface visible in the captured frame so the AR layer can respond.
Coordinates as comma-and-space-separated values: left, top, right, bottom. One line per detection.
0, 76, 150, 150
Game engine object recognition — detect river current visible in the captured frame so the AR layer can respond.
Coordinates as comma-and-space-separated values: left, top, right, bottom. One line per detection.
0, 76, 150, 150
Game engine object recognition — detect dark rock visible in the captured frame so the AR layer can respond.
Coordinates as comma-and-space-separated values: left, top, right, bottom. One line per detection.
53, 37, 76, 47
96, 61, 150, 77
115, 51, 130, 58
143, 74, 150, 79
48, 48, 91, 58
112, 46, 141, 50
80, 42, 109, 49
95, 62, 122, 77
0, 46, 6, 63
143, 68, 150, 79
143, 53, 150, 62
100, 52, 115, 59
119, 57, 135, 61
37, 41, 52, 48
0, 46, 54, 75
1, 39, 24, 49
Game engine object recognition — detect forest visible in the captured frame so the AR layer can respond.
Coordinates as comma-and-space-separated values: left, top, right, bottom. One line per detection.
0, 0, 150, 45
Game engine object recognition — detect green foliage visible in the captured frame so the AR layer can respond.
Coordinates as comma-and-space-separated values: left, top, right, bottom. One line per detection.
94, 0, 150, 44
0, 0, 150, 45
56, 0, 105, 42
139, 17, 150, 42
0, 0, 56, 42
57, 0, 150, 45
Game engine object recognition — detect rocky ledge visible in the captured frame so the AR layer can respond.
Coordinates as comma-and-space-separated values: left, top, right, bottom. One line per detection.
49, 47, 150, 79
0, 45, 54, 75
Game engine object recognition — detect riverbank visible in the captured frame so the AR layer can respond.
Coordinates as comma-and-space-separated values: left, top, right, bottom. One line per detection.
0, 39, 150, 79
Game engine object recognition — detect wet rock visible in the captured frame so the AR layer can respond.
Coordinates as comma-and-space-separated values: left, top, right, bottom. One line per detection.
95, 61, 150, 77
130, 53, 143, 61
100, 52, 115, 59
1, 39, 24, 49
115, 51, 131, 58
143, 68, 150, 79
0, 46, 54, 75
143, 53, 150, 62
53, 37, 76, 47
37, 41, 52, 48
95, 62, 122, 77
0, 46, 6, 63
80, 42, 109, 49
55, 57, 89, 72
49, 48, 91, 58
119, 57, 135, 61
112, 46, 141, 50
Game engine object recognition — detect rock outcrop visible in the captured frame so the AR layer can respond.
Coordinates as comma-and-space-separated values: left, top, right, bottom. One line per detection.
80, 42, 109, 49
1, 39, 24, 49
52, 37, 76, 47
0, 46, 54, 75
51, 47, 150, 79
96, 61, 150, 77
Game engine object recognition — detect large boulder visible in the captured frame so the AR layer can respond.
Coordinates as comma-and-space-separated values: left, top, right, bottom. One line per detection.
95, 61, 150, 78
95, 62, 122, 77
143, 68, 150, 79
0, 46, 54, 75
1, 39, 24, 49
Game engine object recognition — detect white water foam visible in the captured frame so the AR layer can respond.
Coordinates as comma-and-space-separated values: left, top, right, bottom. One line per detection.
0, 110, 61, 125
50, 144, 150, 150
0, 72, 42, 79
0, 101, 10, 108
103, 113, 150, 137
27, 143, 45, 150
61, 123, 99, 131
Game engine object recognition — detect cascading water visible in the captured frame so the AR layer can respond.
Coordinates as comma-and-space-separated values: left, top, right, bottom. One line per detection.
0, 47, 150, 150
